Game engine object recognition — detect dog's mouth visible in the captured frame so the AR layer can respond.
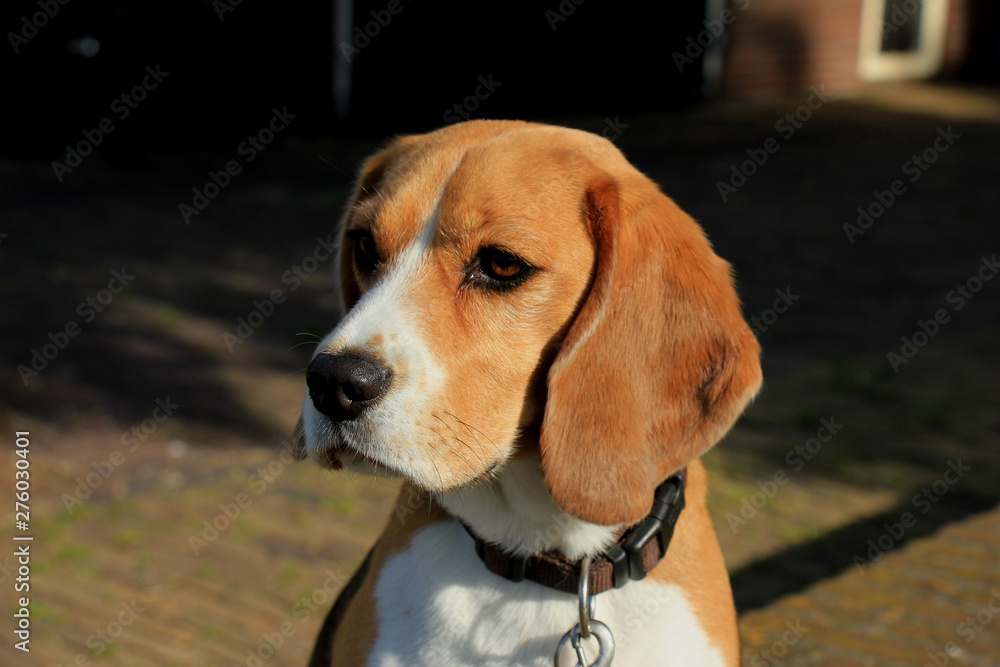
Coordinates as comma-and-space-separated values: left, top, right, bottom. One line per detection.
307, 417, 388, 474
320, 440, 408, 480
315, 443, 345, 471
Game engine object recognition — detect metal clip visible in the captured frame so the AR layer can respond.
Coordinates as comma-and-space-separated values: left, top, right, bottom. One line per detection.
553, 555, 615, 666
554, 621, 614, 667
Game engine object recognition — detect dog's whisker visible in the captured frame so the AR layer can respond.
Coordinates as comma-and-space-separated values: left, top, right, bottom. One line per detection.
437, 413, 489, 462
439, 420, 485, 467
432, 416, 483, 471
284, 340, 320, 355
428, 426, 478, 487
435, 414, 492, 476
431, 459, 445, 490
445, 412, 502, 457
434, 417, 501, 502
318, 155, 357, 182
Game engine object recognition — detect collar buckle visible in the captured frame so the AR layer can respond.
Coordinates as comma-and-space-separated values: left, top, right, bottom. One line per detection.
604, 470, 686, 589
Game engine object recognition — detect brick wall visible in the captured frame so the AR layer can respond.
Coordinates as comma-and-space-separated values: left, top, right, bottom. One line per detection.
720, 0, 865, 99
942, 0, 970, 73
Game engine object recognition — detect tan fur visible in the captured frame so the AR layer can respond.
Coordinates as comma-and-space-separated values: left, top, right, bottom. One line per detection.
648, 460, 741, 665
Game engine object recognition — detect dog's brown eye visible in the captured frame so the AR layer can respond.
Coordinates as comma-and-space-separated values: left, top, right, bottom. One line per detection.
349, 230, 380, 275
472, 247, 534, 290
485, 252, 523, 279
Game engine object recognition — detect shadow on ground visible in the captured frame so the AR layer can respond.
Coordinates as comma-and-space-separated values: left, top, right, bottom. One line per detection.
733, 492, 999, 612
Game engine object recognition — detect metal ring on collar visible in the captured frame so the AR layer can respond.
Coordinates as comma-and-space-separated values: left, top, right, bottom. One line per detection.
578, 555, 593, 638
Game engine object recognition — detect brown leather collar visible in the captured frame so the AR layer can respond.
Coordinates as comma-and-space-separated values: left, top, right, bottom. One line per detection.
462, 470, 686, 596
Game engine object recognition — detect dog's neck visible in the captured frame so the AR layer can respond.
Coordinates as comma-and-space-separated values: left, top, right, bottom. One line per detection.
436, 452, 620, 561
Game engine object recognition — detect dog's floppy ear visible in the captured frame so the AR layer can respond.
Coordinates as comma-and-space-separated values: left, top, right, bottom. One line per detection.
540, 175, 762, 526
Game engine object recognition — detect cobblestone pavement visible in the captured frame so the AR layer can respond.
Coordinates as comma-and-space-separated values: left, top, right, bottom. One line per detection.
741, 504, 1000, 666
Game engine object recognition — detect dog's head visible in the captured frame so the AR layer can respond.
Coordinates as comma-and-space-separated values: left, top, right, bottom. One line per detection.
294, 120, 761, 526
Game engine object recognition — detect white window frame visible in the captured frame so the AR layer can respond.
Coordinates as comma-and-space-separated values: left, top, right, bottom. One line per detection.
857, 0, 951, 81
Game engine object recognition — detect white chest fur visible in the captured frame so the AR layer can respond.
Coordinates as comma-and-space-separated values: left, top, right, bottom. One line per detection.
367, 521, 724, 667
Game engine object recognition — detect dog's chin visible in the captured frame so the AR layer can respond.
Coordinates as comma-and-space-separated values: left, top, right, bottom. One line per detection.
311, 439, 503, 494
309, 439, 412, 480
336, 447, 404, 479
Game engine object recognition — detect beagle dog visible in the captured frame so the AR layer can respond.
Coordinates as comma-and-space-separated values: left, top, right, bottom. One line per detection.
291, 120, 761, 666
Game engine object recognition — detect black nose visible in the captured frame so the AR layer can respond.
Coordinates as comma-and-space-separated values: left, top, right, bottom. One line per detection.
306, 353, 391, 421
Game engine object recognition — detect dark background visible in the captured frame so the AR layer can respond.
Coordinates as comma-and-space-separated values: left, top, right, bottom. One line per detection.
4, 0, 707, 157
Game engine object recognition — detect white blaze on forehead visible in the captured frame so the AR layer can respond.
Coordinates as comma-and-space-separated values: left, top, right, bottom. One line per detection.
303, 181, 454, 485
317, 155, 460, 360
318, 190, 445, 356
